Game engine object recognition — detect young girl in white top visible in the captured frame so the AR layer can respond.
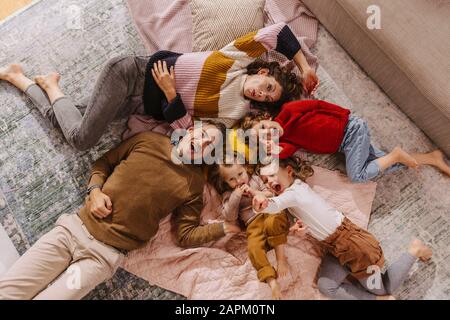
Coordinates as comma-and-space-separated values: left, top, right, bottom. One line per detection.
208, 160, 298, 300
253, 156, 433, 300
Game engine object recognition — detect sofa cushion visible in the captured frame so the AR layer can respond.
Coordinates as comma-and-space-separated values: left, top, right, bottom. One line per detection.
337, 0, 449, 117
190, 0, 265, 51
302, 0, 450, 156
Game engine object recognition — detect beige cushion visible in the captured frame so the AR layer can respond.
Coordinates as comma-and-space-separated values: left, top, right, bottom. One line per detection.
190, 0, 266, 51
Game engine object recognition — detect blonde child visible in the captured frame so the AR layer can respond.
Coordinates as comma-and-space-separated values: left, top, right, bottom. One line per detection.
253, 156, 433, 300
208, 161, 296, 299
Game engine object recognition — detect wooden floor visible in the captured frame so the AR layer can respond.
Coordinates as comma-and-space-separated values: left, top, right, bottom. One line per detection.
0, 0, 34, 21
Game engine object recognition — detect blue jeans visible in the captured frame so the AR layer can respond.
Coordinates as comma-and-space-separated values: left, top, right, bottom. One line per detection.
339, 115, 404, 182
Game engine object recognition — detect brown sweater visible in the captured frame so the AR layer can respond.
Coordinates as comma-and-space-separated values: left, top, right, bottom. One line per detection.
79, 132, 225, 251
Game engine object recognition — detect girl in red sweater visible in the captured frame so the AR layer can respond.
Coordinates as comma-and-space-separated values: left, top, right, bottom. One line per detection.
239, 100, 450, 182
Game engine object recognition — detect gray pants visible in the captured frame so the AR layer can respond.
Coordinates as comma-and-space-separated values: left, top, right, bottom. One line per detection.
25, 55, 148, 150
317, 253, 416, 300
339, 115, 404, 182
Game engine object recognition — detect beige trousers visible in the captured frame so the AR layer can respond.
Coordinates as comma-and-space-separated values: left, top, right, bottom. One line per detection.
0, 213, 124, 300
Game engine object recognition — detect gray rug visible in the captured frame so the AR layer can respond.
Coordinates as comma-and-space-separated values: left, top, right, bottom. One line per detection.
0, 0, 448, 300
0, 0, 183, 300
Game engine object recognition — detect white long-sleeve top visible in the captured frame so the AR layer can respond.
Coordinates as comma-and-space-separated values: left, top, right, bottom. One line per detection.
262, 179, 344, 241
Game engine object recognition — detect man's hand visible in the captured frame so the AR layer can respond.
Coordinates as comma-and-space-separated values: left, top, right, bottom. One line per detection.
252, 194, 269, 212
90, 188, 113, 219
302, 67, 319, 97
223, 221, 241, 234
151, 60, 177, 102
289, 219, 308, 237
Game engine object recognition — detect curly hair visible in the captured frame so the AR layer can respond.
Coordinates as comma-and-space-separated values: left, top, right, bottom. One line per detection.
278, 156, 314, 182
237, 110, 272, 131
246, 59, 302, 115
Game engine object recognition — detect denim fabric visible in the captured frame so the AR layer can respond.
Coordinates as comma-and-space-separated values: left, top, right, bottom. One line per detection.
339, 115, 404, 182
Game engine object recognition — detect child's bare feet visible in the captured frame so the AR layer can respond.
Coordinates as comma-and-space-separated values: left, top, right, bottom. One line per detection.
277, 257, 289, 278
34, 72, 64, 103
429, 150, 450, 177
408, 238, 432, 262
0, 63, 24, 81
376, 295, 396, 300
267, 278, 282, 300
392, 147, 419, 169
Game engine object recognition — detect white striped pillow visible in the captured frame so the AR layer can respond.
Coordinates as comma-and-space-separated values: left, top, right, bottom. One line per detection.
190, 0, 266, 52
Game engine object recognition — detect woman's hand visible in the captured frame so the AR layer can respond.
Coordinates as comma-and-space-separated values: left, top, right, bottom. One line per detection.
302, 67, 319, 96
151, 60, 177, 102
89, 188, 112, 219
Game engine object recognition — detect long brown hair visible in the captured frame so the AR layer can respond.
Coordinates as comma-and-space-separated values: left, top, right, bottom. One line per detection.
246, 59, 302, 115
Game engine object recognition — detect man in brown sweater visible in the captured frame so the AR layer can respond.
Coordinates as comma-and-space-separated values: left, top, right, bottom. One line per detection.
0, 122, 238, 300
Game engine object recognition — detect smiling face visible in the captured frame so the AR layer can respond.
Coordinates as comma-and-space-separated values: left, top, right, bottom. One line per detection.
176, 124, 222, 163
243, 69, 283, 103
259, 162, 294, 195
220, 164, 250, 190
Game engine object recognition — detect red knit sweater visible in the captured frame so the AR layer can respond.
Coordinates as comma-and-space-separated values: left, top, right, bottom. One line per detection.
274, 100, 351, 158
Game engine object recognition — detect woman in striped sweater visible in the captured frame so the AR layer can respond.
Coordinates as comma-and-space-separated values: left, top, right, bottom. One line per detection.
0, 23, 318, 150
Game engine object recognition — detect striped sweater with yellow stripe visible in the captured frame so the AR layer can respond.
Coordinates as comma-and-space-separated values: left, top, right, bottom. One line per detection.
143, 22, 301, 130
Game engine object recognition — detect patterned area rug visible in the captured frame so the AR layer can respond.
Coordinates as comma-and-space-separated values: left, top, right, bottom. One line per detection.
0, 0, 38, 23
0, 0, 448, 300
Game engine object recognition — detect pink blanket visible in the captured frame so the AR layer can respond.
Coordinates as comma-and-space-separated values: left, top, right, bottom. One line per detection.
121, 166, 377, 299
126, 0, 194, 53
122, 0, 367, 299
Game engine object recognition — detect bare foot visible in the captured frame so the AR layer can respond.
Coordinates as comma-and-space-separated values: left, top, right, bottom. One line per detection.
376, 295, 396, 300
430, 150, 450, 178
34, 72, 61, 90
408, 238, 432, 262
277, 258, 289, 278
392, 146, 419, 169
34, 72, 64, 103
0, 63, 25, 81
0, 63, 36, 91
267, 278, 282, 300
